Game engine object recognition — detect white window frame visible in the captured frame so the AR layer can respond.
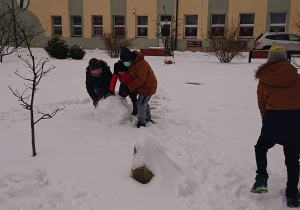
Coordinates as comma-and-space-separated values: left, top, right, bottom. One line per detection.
52, 16, 62, 37
239, 13, 255, 38
137, 16, 148, 37
269, 12, 287, 32
114, 15, 125, 37
92, 15, 103, 37
184, 15, 198, 38
71, 16, 82, 37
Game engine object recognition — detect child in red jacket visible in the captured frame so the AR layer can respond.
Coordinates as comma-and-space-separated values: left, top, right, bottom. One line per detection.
109, 60, 137, 115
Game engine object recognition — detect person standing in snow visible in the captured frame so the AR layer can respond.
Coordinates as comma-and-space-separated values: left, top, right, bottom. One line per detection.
85, 58, 112, 107
119, 46, 157, 128
109, 60, 138, 115
250, 45, 300, 208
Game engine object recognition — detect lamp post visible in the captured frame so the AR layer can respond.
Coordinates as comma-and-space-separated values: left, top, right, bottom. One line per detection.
11, 0, 18, 47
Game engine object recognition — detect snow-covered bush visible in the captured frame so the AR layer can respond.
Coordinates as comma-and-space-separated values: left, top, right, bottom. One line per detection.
69, 44, 86, 60
44, 37, 69, 59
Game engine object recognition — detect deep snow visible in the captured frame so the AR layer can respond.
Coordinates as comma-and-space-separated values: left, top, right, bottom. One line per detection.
0, 48, 299, 210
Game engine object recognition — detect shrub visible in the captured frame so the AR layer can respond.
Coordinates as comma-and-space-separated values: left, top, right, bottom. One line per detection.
101, 32, 133, 58
69, 44, 86, 60
44, 37, 69, 59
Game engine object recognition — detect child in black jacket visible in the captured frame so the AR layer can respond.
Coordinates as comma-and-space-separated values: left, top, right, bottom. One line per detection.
85, 58, 112, 107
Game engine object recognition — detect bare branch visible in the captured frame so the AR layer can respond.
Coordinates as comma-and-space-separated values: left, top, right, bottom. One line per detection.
34, 106, 66, 124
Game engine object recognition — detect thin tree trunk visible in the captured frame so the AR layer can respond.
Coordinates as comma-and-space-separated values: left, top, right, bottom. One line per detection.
30, 107, 36, 156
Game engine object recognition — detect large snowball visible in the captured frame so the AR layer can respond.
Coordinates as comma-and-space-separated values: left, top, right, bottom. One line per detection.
93, 96, 132, 126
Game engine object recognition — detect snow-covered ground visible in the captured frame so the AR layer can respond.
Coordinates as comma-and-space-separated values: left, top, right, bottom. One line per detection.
0, 48, 298, 210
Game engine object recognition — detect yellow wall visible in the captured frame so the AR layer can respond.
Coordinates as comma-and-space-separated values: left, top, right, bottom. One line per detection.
28, 0, 69, 37
126, 0, 157, 39
177, 0, 209, 39
289, 0, 300, 33
83, 0, 111, 37
228, 0, 268, 39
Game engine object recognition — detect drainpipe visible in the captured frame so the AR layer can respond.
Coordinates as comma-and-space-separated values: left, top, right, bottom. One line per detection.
175, 0, 178, 50
11, 0, 18, 47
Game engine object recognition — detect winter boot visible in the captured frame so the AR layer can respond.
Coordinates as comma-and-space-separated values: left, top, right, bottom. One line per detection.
287, 192, 300, 208
250, 174, 268, 193
145, 117, 154, 123
136, 121, 146, 128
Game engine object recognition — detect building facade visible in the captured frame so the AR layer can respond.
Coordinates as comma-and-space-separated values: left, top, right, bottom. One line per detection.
4, 0, 300, 51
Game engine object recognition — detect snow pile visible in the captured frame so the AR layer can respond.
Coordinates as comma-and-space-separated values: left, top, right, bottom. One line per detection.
132, 137, 197, 191
93, 95, 132, 126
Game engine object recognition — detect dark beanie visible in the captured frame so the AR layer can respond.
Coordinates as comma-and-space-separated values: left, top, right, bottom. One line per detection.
114, 60, 128, 73
120, 46, 136, 62
89, 58, 102, 70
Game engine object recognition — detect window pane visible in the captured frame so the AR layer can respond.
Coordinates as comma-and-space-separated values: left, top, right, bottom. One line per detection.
115, 27, 125, 37
161, 15, 171, 22
185, 27, 197, 37
161, 24, 170, 36
211, 27, 224, 36
73, 17, 82, 25
93, 27, 103, 36
212, 15, 225, 24
137, 27, 148, 36
138, 16, 148, 25
270, 13, 286, 24
53, 17, 61, 25
186, 15, 198, 25
73, 27, 82, 36
93, 16, 102, 25
54, 27, 62, 36
289, 35, 300, 41
115, 16, 125, 25
239, 27, 253, 37
240, 14, 254, 24
270, 26, 285, 32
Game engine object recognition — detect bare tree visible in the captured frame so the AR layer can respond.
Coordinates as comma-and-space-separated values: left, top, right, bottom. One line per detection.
9, 15, 64, 157
292, 10, 300, 33
205, 18, 249, 63
100, 32, 133, 58
0, 1, 21, 62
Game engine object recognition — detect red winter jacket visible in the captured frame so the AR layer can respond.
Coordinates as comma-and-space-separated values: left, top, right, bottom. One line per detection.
109, 71, 131, 92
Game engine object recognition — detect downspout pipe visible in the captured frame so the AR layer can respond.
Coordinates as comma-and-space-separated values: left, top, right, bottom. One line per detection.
175, 0, 178, 50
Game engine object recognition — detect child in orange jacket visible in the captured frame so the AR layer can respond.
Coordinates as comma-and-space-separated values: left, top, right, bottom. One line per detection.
109, 60, 137, 115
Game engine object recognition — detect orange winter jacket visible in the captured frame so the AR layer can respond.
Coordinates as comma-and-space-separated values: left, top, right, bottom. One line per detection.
128, 51, 157, 96
255, 60, 300, 116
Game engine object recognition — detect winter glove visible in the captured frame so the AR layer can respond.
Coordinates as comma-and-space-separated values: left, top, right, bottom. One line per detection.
93, 98, 100, 108
121, 86, 131, 97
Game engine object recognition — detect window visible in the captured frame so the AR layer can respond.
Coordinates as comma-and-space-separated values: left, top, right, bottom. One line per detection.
239, 14, 255, 38
71, 16, 82, 37
137, 16, 148, 37
269, 12, 286, 32
185, 15, 198, 37
289, 34, 300, 41
52, 16, 62, 36
160, 15, 172, 37
210, 14, 225, 37
92, 15, 103, 37
114, 16, 125, 37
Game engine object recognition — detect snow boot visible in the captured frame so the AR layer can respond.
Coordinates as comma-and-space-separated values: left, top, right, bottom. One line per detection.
250, 174, 268, 193
287, 192, 300, 208
136, 121, 146, 128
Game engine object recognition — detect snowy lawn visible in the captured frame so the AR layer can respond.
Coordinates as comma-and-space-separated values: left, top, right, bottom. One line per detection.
0, 48, 299, 210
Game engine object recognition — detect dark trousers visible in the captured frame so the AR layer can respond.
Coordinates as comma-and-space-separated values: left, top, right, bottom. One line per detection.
255, 136, 299, 197
119, 83, 137, 114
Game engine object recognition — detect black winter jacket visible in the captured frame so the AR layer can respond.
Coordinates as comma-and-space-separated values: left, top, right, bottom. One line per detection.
85, 60, 112, 100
